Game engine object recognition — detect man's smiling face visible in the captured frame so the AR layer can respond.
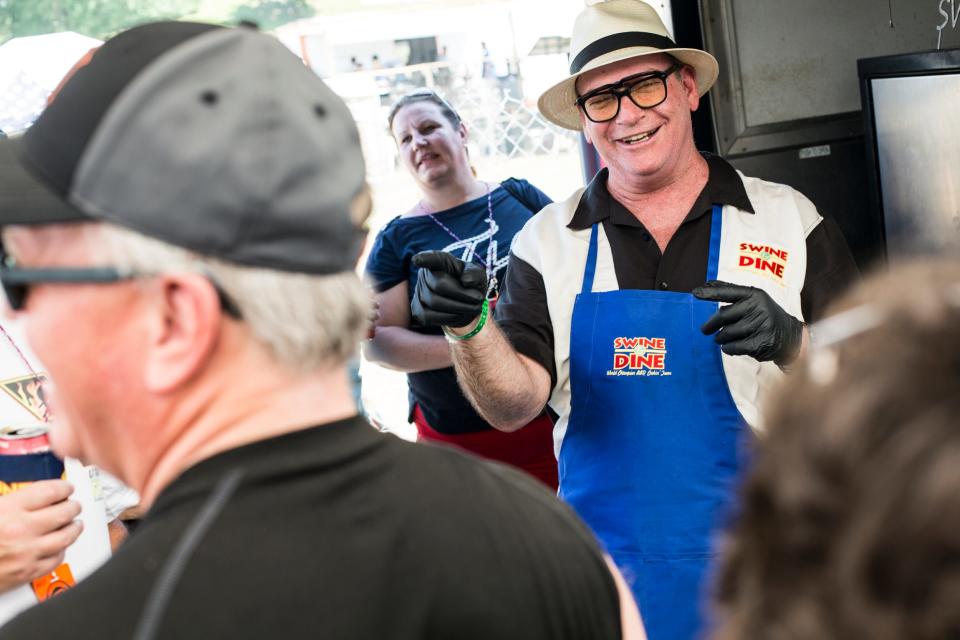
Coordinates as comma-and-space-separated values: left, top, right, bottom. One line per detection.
576, 53, 700, 190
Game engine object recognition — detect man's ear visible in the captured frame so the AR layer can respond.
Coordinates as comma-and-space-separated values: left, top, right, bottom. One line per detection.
580, 117, 594, 145
458, 122, 469, 145
680, 66, 701, 112
143, 274, 223, 393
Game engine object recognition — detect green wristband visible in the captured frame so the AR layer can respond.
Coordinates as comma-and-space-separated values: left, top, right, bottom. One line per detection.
443, 298, 489, 342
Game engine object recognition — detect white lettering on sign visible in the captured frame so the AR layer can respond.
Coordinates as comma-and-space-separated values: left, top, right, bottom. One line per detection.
937, 0, 960, 49
799, 145, 831, 160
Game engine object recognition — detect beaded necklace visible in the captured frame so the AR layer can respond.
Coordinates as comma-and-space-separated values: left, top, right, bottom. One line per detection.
418, 182, 499, 298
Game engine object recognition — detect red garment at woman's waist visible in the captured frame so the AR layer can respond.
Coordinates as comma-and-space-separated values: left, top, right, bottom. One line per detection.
412, 404, 558, 491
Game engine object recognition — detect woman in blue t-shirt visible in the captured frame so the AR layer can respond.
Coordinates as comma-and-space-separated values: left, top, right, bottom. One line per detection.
364, 89, 558, 490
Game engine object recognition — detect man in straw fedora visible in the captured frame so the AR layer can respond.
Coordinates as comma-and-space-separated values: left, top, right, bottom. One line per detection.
410, 0, 858, 638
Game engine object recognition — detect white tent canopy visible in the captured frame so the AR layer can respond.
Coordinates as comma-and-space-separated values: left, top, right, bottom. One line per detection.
0, 31, 102, 133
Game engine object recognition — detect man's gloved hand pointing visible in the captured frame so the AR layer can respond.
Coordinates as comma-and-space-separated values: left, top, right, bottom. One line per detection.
410, 251, 487, 329
692, 280, 803, 366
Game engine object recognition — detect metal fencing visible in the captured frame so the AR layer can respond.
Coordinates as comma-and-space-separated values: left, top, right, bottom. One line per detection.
455, 91, 578, 160
333, 60, 579, 183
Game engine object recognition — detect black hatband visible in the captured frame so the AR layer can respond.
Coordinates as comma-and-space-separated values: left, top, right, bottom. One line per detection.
570, 32, 676, 74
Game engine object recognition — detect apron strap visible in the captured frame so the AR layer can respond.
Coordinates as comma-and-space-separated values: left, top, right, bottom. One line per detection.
706, 204, 723, 281
580, 224, 600, 295
581, 204, 723, 293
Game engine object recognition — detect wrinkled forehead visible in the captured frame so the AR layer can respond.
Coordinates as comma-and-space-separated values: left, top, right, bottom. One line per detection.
575, 53, 677, 96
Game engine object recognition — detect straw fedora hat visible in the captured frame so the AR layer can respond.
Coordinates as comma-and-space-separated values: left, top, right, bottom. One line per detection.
538, 0, 719, 130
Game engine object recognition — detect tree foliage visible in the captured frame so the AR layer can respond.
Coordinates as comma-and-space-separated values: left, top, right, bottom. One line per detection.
231, 0, 314, 31
0, 0, 320, 43
0, 0, 201, 42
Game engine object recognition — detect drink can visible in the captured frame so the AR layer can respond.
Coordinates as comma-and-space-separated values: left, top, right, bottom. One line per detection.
0, 425, 52, 455
0, 425, 62, 483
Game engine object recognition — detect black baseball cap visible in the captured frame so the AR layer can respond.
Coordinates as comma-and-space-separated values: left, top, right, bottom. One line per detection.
0, 21, 368, 275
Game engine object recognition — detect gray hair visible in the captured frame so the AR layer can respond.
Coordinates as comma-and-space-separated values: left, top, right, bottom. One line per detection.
91, 223, 372, 371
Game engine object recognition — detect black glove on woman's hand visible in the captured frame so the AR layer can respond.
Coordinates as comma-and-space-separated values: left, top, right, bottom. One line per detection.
692, 280, 803, 365
410, 251, 487, 329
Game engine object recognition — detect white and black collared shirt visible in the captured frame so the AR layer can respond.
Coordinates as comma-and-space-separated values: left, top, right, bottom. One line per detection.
494, 154, 859, 392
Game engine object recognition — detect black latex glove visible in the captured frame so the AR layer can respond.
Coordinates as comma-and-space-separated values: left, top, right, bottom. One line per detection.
410, 251, 487, 329
692, 280, 803, 365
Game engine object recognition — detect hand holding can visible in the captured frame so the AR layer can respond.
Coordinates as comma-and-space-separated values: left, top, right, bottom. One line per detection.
0, 479, 82, 595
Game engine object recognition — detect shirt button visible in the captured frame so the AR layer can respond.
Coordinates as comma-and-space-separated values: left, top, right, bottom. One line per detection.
642, 232, 651, 242
659, 281, 669, 290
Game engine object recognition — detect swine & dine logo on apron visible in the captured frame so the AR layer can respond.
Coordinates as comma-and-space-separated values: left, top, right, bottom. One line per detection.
736, 242, 789, 283
606, 337, 670, 377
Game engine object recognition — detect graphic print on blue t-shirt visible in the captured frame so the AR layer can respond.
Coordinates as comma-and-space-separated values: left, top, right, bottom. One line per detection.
365, 179, 551, 301
364, 179, 552, 434
436, 217, 510, 281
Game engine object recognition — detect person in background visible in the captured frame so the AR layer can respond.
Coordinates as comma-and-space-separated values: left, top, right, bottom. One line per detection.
434, 46, 452, 89
409, 1, 859, 638
713, 259, 960, 640
0, 21, 642, 638
364, 89, 559, 490
481, 42, 494, 79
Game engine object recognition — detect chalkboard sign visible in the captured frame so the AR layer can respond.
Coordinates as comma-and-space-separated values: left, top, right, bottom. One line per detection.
702, 0, 960, 155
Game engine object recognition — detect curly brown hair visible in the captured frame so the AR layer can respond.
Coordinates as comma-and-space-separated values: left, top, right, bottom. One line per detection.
712, 259, 960, 640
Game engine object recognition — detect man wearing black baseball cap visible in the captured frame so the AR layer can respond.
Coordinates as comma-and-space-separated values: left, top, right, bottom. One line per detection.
0, 21, 642, 639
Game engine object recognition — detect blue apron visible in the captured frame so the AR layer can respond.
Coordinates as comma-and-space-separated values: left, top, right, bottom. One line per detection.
559, 206, 747, 640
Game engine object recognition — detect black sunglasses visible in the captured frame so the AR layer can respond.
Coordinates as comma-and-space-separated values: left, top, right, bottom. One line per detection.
575, 63, 682, 123
0, 248, 242, 318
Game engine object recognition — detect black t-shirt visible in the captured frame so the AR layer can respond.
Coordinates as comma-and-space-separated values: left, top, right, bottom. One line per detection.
365, 179, 552, 434
0, 416, 620, 639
